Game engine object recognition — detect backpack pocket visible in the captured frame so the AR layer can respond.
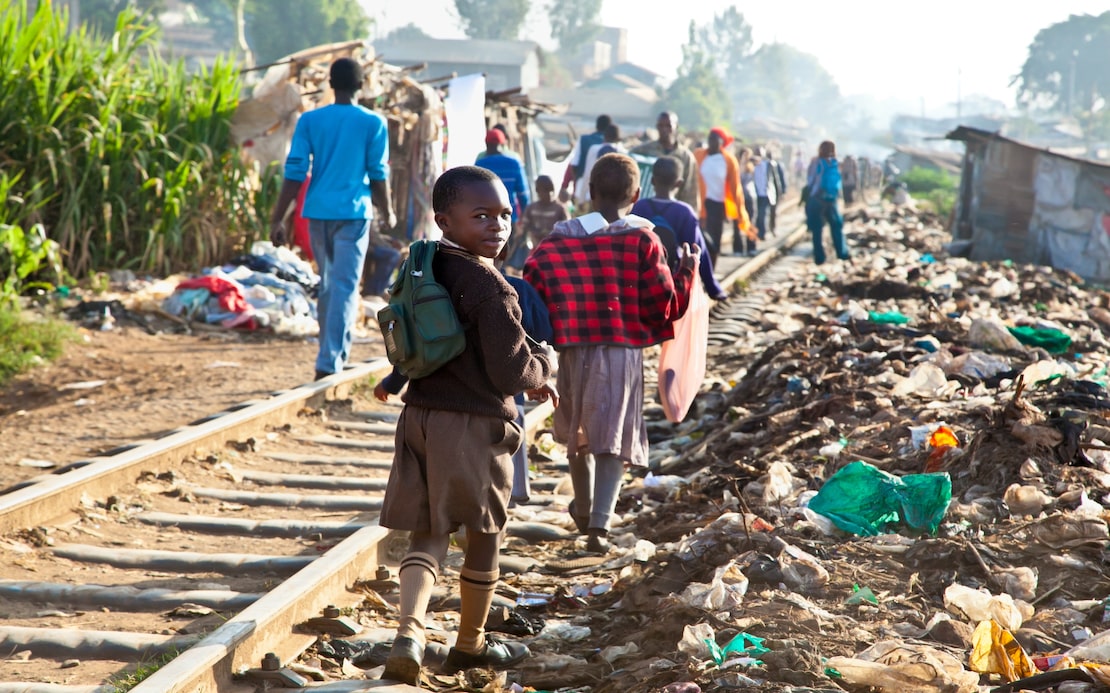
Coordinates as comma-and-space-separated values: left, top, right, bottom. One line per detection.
412, 283, 464, 343
377, 303, 413, 365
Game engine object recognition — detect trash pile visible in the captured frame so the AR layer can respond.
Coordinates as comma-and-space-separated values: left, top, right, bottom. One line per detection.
64, 242, 323, 336
575, 207, 1110, 692
159, 242, 319, 333
302, 206, 1110, 692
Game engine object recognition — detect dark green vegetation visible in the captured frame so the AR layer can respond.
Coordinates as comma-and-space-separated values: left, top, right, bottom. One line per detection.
901, 166, 957, 218
1, 5, 268, 278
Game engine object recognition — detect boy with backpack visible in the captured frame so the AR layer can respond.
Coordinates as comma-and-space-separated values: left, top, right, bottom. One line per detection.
377, 166, 556, 686
631, 156, 728, 301
805, 140, 850, 265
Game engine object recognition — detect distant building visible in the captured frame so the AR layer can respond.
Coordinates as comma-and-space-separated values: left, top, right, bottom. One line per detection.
371, 37, 541, 93
600, 62, 664, 91
564, 26, 628, 81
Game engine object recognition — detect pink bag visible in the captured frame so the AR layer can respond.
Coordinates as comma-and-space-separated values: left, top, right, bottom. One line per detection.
658, 270, 709, 422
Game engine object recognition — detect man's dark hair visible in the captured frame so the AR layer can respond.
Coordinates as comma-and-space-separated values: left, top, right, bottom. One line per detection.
535, 174, 554, 188
658, 111, 678, 125
604, 124, 621, 142
433, 166, 500, 213
330, 58, 363, 92
596, 114, 612, 131
590, 153, 639, 204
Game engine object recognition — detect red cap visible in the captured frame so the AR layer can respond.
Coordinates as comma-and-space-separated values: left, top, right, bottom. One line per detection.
485, 128, 507, 145
709, 126, 734, 147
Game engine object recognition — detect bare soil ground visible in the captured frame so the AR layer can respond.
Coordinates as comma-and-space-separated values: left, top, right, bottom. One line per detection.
0, 318, 377, 487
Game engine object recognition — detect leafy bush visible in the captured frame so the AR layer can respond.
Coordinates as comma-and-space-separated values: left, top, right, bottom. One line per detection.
0, 171, 65, 305
0, 306, 77, 387
0, 4, 271, 278
898, 167, 957, 218
900, 166, 957, 194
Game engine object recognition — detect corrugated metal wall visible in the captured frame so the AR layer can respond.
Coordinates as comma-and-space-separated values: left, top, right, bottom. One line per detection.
967, 139, 1037, 263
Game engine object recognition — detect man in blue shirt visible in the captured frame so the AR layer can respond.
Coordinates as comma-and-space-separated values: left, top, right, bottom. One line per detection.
270, 57, 396, 381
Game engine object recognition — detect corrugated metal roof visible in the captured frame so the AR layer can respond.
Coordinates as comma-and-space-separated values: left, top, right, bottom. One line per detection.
529, 86, 658, 122
947, 125, 1110, 170
371, 37, 539, 67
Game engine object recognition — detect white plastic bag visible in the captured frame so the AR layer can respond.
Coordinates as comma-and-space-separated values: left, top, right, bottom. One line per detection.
658, 268, 709, 423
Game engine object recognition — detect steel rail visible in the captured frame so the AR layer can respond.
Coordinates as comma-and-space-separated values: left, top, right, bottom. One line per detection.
0, 358, 392, 535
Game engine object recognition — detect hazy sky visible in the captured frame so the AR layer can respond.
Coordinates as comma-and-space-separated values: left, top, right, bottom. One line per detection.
367, 1, 1107, 116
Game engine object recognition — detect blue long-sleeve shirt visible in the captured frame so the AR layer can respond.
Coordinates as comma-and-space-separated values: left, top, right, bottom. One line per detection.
283, 104, 389, 220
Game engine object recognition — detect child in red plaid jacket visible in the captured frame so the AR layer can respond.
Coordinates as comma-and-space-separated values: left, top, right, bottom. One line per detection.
524, 153, 697, 553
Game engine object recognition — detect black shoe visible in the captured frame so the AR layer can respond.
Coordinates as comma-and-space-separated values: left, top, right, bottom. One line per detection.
314, 369, 333, 381
443, 634, 529, 673
380, 636, 423, 685
567, 499, 589, 535
585, 530, 611, 555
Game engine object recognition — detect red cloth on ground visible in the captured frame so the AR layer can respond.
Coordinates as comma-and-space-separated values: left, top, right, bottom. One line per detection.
176, 275, 249, 314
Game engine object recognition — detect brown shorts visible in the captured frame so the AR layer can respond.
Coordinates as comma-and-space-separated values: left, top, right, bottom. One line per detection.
379, 405, 523, 535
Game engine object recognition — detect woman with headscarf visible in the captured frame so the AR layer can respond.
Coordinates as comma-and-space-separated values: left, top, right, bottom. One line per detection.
694, 127, 752, 263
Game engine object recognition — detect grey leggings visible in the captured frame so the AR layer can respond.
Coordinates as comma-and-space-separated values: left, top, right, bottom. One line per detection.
568, 452, 625, 531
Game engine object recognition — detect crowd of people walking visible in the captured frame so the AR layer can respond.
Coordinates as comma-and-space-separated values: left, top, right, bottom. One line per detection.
269, 58, 869, 686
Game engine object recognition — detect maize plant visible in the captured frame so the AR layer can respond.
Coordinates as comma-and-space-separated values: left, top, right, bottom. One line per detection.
0, 3, 273, 278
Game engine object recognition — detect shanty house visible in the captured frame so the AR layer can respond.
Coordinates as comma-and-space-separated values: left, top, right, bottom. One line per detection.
947, 126, 1110, 281
370, 37, 540, 93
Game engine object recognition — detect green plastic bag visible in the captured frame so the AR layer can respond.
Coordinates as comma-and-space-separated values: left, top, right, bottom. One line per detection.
808, 460, 951, 536
1007, 326, 1072, 354
868, 310, 910, 325
707, 632, 769, 665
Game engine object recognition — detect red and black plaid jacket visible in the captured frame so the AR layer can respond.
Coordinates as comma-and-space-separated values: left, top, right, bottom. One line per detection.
524, 215, 694, 349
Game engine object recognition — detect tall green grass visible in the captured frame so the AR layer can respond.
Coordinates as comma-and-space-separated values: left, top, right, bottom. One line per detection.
0, 4, 270, 278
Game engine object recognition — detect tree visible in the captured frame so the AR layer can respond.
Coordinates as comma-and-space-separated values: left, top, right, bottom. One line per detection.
696, 6, 753, 80
548, 0, 601, 55
537, 49, 574, 89
384, 22, 431, 42
663, 22, 731, 132
731, 43, 845, 129
244, 0, 369, 64
1014, 12, 1110, 116
453, 0, 529, 40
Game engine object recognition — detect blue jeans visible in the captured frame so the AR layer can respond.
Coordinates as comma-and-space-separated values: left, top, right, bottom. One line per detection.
363, 243, 401, 296
805, 198, 848, 265
309, 219, 369, 375
756, 196, 772, 240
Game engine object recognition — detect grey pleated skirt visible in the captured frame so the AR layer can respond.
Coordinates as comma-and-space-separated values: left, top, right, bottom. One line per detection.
554, 345, 648, 467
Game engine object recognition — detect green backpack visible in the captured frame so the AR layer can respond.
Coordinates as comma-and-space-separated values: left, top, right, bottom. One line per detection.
377, 240, 466, 379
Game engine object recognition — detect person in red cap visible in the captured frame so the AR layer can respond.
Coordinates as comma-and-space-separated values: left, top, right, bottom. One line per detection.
475, 126, 530, 269
475, 127, 529, 227
694, 127, 752, 264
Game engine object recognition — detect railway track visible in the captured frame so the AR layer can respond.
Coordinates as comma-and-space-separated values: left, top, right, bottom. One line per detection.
0, 214, 812, 692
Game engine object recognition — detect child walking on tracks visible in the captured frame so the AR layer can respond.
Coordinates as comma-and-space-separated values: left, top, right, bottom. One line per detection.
378, 166, 556, 686
524, 153, 696, 553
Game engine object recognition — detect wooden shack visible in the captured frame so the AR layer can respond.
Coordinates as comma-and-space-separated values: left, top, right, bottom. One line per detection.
948, 126, 1110, 281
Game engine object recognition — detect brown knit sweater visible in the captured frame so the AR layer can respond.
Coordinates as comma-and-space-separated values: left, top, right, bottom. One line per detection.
403, 245, 553, 421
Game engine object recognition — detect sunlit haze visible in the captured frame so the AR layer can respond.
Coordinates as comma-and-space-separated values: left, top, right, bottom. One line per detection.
366, 0, 1108, 118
